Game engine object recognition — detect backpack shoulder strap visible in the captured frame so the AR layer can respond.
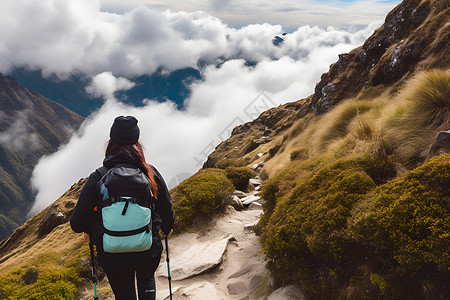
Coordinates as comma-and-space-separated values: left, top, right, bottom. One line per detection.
95, 166, 109, 179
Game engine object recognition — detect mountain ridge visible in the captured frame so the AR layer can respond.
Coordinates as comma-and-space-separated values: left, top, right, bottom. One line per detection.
0, 73, 84, 240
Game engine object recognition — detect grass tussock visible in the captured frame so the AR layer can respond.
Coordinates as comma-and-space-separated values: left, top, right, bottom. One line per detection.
383, 69, 450, 166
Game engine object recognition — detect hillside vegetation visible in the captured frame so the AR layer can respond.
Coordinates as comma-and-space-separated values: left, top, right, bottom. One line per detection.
253, 69, 449, 299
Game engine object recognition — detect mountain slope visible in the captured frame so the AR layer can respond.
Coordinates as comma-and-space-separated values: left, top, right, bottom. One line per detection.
204, 0, 449, 170
0, 74, 84, 240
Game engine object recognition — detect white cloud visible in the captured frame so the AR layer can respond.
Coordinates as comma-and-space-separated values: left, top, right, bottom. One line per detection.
0, 0, 385, 79
0, 0, 392, 216
99, 0, 401, 29
86, 72, 136, 99
28, 19, 377, 214
0, 108, 41, 152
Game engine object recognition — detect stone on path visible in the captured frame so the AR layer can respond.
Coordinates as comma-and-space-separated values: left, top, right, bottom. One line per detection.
233, 190, 248, 198
241, 195, 261, 206
267, 284, 306, 300
249, 178, 262, 186
160, 282, 227, 300
158, 235, 233, 280
228, 195, 244, 211
248, 202, 262, 210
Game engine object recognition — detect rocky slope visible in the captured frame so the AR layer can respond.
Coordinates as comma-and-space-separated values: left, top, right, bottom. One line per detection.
0, 74, 84, 240
204, 0, 449, 169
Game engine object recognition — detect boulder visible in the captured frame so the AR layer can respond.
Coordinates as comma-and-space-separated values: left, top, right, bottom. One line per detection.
248, 202, 262, 210
249, 178, 262, 186
158, 236, 233, 280
228, 195, 244, 211
227, 281, 247, 295
175, 282, 228, 299
233, 190, 248, 199
241, 195, 261, 206
37, 205, 67, 238
267, 284, 306, 300
426, 130, 450, 160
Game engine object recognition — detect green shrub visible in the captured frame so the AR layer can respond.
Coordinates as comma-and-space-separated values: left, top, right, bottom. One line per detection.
216, 159, 247, 169
290, 148, 309, 161
259, 159, 376, 295
171, 168, 234, 230
350, 154, 450, 298
358, 140, 397, 185
0, 266, 81, 300
225, 167, 256, 191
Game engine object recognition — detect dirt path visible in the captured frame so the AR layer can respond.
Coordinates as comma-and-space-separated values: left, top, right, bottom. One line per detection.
155, 202, 270, 300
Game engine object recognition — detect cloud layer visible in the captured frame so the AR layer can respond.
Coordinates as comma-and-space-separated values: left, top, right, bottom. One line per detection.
0, 0, 384, 214
100, 0, 401, 29
1, 0, 379, 79
28, 22, 379, 214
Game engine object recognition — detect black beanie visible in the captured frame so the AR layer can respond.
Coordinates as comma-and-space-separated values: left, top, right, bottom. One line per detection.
110, 116, 140, 144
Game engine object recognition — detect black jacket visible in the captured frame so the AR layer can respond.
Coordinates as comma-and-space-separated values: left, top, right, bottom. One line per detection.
70, 153, 175, 267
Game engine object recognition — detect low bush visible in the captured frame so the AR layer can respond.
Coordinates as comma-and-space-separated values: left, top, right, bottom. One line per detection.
171, 168, 234, 230
216, 159, 247, 169
258, 154, 450, 299
0, 266, 81, 299
259, 159, 376, 297
290, 148, 309, 161
225, 167, 256, 191
350, 154, 450, 298
357, 140, 397, 185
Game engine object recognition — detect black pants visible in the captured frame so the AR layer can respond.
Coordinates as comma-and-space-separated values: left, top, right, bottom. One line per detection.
102, 261, 159, 300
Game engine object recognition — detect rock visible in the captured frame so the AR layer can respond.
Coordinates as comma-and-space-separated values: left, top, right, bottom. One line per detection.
426, 130, 450, 160
228, 263, 260, 279
267, 284, 306, 300
249, 178, 262, 186
228, 281, 247, 295
233, 190, 248, 199
245, 141, 263, 154
241, 195, 261, 206
167, 282, 227, 300
248, 274, 263, 290
158, 236, 232, 280
228, 195, 244, 211
244, 222, 258, 230
38, 205, 67, 238
248, 202, 262, 210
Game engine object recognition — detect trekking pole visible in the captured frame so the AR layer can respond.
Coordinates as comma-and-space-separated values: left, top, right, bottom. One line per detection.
164, 236, 173, 300
89, 243, 99, 300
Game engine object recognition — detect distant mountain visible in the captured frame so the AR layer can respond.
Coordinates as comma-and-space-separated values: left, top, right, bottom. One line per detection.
9, 68, 201, 117
0, 74, 84, 240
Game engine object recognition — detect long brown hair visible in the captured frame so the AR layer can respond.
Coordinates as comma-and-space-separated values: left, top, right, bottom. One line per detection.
105, 140, 159, 198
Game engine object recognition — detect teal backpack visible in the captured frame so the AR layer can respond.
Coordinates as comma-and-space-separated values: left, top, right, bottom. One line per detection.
96, 164, 153, 253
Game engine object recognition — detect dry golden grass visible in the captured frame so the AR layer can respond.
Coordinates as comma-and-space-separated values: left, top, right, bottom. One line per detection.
260, 69, 449, 178
382, 69, 450, 166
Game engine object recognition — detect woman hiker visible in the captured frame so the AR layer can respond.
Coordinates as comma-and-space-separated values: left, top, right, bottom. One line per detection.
70, 115, 175, 300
